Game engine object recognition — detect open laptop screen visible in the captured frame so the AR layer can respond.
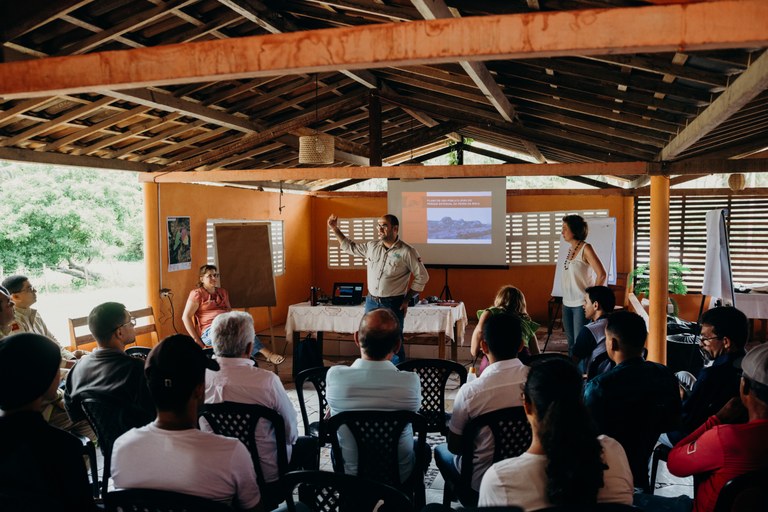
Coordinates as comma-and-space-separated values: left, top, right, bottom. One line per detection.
331, 282, 364, 305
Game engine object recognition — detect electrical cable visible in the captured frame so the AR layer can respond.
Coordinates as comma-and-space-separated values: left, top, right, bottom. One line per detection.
165, 292, 179, 333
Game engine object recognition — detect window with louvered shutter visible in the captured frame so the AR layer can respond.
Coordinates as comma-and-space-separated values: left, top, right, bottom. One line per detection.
328, 218, 378, 268
634, 195, 768, 292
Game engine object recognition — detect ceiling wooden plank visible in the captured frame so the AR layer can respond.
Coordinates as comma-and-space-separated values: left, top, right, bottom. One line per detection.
659, 50, 768, 161
2, 1, 767, 99
0, 0, 91, 42
0, 146, 159, 172
666, 157, 768, 175
140, 161, 653, 183
42, 105, 152, 151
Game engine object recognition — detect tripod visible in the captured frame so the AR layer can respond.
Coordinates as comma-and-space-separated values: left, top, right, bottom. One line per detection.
439, 267, 452, 301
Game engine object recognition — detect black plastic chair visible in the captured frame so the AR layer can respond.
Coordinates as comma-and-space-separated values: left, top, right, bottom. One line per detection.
282, 470, 415, 512
70, 432, 99, 498
421, 507, 524, 512
105, 488, 233, 511
532, 505, 642, 511
125, 346, 151, 360
326, 410, 428, 510
198, 401, 289, 510
295, 366, 331, 441
80, 392, 148, 498
713, 466, 768, 512
440, 406, 532, 508
397, 359, 467, 434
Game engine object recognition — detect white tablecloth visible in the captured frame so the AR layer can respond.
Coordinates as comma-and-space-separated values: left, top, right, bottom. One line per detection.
734, 293, 768, 320
285, 302, 468, 344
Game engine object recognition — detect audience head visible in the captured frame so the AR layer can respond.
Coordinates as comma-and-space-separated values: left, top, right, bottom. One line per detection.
2, 275, 38, 309
523, 358, 604, 505
88, 302, 135, 347
493, 285, 528, 317
561, 215, 588, 242
356, 308, 400, 360
145, 334, 219, 414
197, 264, 219, 288
700, 306, 748, 359
210, 311, 253, 358
0, 333, 61, 412
605, 310, 647, 361
482, 312, 522, 361
583, 286, 615, 321
0, 286, 16, 327
741, 343, 768, 408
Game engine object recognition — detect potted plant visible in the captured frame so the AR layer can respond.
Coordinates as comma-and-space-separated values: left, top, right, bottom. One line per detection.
629, 261, 689, 317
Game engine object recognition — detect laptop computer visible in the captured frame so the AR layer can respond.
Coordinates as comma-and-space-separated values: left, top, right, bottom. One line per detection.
331, 282, 364, 305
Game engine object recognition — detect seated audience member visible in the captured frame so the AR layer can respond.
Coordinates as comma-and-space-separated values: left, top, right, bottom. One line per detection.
203, 311, 317, 484
471, 286, 539, 373
583, 310, 681, 490
572, 285, 615, 379
0, 333, 97, 511
65, 302, 155, 426
436, 312, 530, 491
665, 342, 768, 512
663, 306, 748, 446
2, 275, 88, 368
478, 358, 633, 511
326, 308, 422, 482
111, 335, 262, 511
0, 286, 14, 340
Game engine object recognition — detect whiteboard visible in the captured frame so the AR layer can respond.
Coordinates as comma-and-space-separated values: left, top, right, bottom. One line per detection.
551, 217, 617, 297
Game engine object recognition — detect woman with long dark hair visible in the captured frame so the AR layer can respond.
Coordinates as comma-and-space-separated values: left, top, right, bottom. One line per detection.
182, 264, 284, 364
478, 358, 632, 510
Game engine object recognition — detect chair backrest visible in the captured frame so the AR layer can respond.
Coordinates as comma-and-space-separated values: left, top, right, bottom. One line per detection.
198, 401, 289, 493
283, 470, 415, 512
125, 346, 152, 360
713, 467, 768, 512
460, 407, 532, 495
531, 504, 642, 511
396, 359, 468, 434
105, 488, 233, 511
326, 410, 427, 488
68, 306, 158, 349
80, 392, 148, 498
295, 366, 330, 439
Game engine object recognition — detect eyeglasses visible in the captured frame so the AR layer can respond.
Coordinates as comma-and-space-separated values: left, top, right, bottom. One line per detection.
114, 316, 137, 331
699, 335, 723, 343
204, 273, 220, 278
20, 286, 36, 293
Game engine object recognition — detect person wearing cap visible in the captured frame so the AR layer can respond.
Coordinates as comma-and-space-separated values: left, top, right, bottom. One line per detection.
110, 335, 262, 511
64, 302, 155, 426
664, 342, 768, 512
0, 333, 97, 511
0, 286, 14, 340
203, 312, 317, 489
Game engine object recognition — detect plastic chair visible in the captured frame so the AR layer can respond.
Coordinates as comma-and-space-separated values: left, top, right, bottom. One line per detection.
532, 505, 642, 511
439, 406, 532, 507
326, 410, 428, 509
80, 392, 148, 498
282, 470, 415, 512
105, 488, 233, 511
713, 467, 768, 512
125, 346, 151, 360
295, 366, 330, 441
396, 358, 467, 434
649, 443, 671, 494
198, 401, 289, 510
70, 432, 99, 498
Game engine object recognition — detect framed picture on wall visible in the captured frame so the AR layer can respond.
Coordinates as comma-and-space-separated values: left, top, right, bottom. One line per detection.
167, 216, 191, 272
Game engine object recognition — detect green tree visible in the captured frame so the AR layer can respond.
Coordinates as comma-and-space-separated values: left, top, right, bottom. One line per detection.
0, 162, 143, 280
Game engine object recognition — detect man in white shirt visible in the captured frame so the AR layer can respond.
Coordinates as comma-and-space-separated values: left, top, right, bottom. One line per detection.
435, 312, 530, 491
111, 334, 262, 511
326, 308, 422, 482
203, 311, 316, 485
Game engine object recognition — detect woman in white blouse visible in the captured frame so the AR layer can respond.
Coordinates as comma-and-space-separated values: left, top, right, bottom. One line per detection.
478, 358, 633, 511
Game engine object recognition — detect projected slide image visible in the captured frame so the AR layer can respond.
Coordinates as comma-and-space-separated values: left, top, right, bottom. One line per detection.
426, 194, 492, 243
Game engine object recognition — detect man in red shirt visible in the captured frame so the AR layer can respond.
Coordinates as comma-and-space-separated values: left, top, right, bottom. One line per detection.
667, 342, 768, 512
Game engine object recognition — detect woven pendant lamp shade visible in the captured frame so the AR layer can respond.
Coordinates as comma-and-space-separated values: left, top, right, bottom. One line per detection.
728, 173, 746, 191
299, 133, 334, 165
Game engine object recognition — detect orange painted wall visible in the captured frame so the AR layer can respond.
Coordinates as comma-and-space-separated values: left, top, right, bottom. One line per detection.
311, 192, 634, 324
144, 183, 312, 341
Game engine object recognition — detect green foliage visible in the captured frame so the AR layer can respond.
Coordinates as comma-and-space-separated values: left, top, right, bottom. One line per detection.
0, 162, 143, 274
630, 261, 689, 316
446, 138, 474, 165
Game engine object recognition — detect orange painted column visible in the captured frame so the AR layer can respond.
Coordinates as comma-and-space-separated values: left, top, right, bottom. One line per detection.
143, 182, 162, 346
648, 175, 670, 363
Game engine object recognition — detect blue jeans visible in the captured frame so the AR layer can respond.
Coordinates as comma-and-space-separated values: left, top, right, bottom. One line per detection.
201, 326, 263, 356
364, 295, 406, 364
434, 443, 459, 484
562, 305, 586, 357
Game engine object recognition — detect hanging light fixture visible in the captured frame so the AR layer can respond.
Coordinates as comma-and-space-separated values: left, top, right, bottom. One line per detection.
299, 74, 334, 165
728, 173, 746, 191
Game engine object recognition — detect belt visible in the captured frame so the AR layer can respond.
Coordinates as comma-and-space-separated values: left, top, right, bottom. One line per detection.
369, 294, 405, 302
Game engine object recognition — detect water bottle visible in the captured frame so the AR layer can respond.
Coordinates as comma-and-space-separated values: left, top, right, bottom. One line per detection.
467, 367, 477, 383
310, 286, 317, 306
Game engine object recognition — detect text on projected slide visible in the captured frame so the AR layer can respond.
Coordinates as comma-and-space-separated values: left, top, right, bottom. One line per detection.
402, 191, 492, 244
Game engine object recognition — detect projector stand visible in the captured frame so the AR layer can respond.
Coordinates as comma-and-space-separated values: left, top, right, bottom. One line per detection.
439, 268, 453, 301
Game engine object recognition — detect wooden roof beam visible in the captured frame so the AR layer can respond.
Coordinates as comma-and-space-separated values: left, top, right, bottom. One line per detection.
0, 146, 160, 172
3, 1, 768, 99
0, 0, 91, 42
659, 50, 768, 161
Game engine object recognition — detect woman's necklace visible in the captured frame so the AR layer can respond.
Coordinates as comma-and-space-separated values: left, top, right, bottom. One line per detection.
564, 241, 583, 270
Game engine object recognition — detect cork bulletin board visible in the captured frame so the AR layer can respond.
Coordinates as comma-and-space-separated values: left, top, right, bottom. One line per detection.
214, 223, 276, 308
